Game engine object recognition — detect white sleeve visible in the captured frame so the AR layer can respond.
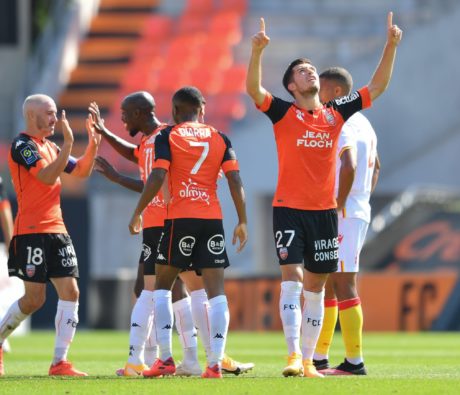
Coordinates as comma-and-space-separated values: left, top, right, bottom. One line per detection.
337, 121, 356, 158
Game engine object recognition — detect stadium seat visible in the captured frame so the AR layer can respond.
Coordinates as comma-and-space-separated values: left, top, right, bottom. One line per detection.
219, 0, 247, 14
89, 13, 149, 36
209, 11, 242, 45
79, 38, 137, 62
68, 64, 126, 86
184, 0, 214, 15
220, 64, 247, 94
189, 68, 223, 95
141, 15, 173, 41
59, 90, 119, 112
176, 14, 209, 34
99, 0, 160, 11
153, 68, 191, 93
197, 40, 233, 69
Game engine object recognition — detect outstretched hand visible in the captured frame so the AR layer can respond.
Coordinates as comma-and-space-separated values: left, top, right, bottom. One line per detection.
251, 17, 270, 51
60, 110, 74, 145
88, 102, 106, 133
86, 113, 102, 147
94, 156, 118, 181
387, 12, 403, 46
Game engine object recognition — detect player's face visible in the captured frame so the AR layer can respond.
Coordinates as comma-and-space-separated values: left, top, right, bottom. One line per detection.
35, 100, 58, 136
121, 104, 140, 137
290, 63, 319, 95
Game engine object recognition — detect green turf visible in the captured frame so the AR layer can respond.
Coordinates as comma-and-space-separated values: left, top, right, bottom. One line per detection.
1, 331, 460, 394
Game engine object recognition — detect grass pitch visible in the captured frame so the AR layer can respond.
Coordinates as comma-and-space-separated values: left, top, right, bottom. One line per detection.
1, 331, 459, 394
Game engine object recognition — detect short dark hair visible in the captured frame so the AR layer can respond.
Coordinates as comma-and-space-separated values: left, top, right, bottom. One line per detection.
172, 86, 205, 109
319, 67, 353, 95
282, 58, 313, 96
122, 91, 155, 113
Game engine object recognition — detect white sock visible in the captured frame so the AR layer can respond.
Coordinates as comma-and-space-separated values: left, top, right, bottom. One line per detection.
208, 295, 229, 367
301, 289, 325, 361
128, 290, 154, 365
53, 300, 79, 364
153, 289, 173, 361
190, 289, 211, 360
173, 296, 198, 365
144, 317, 158, 366
279, 281, 302, 355
0, 300, 28, 344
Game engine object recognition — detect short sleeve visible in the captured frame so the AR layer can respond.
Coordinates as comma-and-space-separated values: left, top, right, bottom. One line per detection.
330, 86, 372, 123
256, 92, 292, 125
218, 132, 239, 173
153, 126, 172, 170
10, 137, 43, 171
337, 123, 356, 158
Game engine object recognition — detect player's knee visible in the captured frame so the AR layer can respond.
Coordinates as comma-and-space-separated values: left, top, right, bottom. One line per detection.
21, 293, 46, 313
62, 286, 80, 302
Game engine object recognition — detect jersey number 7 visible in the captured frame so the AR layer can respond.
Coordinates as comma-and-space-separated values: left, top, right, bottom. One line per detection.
189, 141, 209, 174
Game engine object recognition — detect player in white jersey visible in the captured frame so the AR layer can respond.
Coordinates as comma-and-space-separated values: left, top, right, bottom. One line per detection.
313, 67, 380, 375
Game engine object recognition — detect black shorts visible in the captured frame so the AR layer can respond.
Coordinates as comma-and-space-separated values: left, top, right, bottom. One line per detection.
139, 226, 163, 275
156, 218, 229, 271
273, 207, 338, 274
8, 233, 79, 283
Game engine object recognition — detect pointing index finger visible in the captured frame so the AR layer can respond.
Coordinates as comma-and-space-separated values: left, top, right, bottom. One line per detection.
260, 17, 265, 33
387, 11, 393, 28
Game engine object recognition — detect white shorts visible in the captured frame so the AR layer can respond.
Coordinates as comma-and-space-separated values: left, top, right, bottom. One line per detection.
337, 217, 369, 273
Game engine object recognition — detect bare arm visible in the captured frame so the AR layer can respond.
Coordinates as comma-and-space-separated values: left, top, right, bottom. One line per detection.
71, 114, 101, 178
88, 101, 137, 163
226, 170, 248, 252
36, 110, 73, 185
0, 200, 13, 249
246, 18, 270, 106
94, 156, 144, 192
371, 153, 381, 194
367, 12, 403, 101
336, 148, 357, 212
129, 168, 167, 234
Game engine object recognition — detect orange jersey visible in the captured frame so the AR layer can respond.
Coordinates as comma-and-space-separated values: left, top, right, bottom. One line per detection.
257, 87, 371, 210
8, 133, 77, 235
133, 125, 168, 228
153, 122, 239, 219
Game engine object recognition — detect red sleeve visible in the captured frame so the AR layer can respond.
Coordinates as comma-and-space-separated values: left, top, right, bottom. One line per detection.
153, 159, 170, 171
358, 86, 372, 110
255, 92, 273, 113
133, 145, 140, 160
28, 158, 47, 177
222, 160, 239, 174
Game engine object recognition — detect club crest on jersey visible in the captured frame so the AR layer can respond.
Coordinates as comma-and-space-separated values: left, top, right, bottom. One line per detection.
323, 108, 336, 126
179, 236, 196, 256
179, 179, 210, 205
295, 109, 305, 122
26, 264, 35, 277
279, 247, 288, 260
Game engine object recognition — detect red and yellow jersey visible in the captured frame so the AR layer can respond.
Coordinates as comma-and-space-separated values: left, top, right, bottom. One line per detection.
133, 125, 168, 228
8, 133, 77, 235
153, 121, 239, 219
257, 87, 372, 210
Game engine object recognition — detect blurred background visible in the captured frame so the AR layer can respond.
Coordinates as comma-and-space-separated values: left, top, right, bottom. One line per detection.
1, 0, 460, 332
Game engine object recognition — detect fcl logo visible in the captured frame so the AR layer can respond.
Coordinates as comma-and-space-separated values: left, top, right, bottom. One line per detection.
279, 247, 288, 260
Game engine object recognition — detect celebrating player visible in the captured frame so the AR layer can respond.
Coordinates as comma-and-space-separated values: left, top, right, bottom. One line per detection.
129, 86, 248, 379
246, 14, 401, 377
313, 67, 380, 375
0, 94, 100, 376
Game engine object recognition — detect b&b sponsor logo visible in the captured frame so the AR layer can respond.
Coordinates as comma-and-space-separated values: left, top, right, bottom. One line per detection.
207, 234, 225, 255
179, 236, 196, 256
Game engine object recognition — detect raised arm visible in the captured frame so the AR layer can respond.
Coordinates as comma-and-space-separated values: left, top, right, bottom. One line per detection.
94, 156, 144, 192
226, 170, 248, 252
36, 110, 74, 185
246, 17, 270, 106
71, 114, 102, 178
88, 101, 137, 163
367, 12, 403, 101
336, 148, 357, 212
129, 168, 167, 234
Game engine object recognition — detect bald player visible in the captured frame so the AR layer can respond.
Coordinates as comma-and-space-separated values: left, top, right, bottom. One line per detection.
0, 94, 101, 377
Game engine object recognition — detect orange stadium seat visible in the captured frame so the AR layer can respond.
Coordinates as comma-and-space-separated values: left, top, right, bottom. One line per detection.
176, 14, 209, 34
184, 0, 214, 15
198, 41, 233, 69
209, 11, 242, 45
89, 14, 149, 35
189, 68, 223, 95
206, 94, 246, 120
68, 64, 126, 85
141, 15, 173, 41
153, 68, 191, 93
99, 0, 160, 10
79, 38, 137, 62
59, 90, 119, 111
219, 0, 247, 14
220, 64, 246, 94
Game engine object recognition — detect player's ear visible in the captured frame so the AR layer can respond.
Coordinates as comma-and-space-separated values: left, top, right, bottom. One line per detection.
199, 105, 205, 123
288, 81, 296, 94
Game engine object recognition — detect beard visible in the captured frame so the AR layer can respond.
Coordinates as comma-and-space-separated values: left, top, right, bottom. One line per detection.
36, 116, 53, 134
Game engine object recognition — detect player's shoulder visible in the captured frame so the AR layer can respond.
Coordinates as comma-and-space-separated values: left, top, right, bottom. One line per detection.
11, 133, 35, 149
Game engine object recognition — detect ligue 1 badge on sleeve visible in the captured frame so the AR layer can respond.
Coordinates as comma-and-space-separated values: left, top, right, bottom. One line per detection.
279, 247, 288, 260
26, 264, 36, 277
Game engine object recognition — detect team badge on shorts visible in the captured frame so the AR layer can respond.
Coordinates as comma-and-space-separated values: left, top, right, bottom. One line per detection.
26, 264, 36, 277
338, 233, 344, 244
279, 247, 288, 260
142, 244, 152, 260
